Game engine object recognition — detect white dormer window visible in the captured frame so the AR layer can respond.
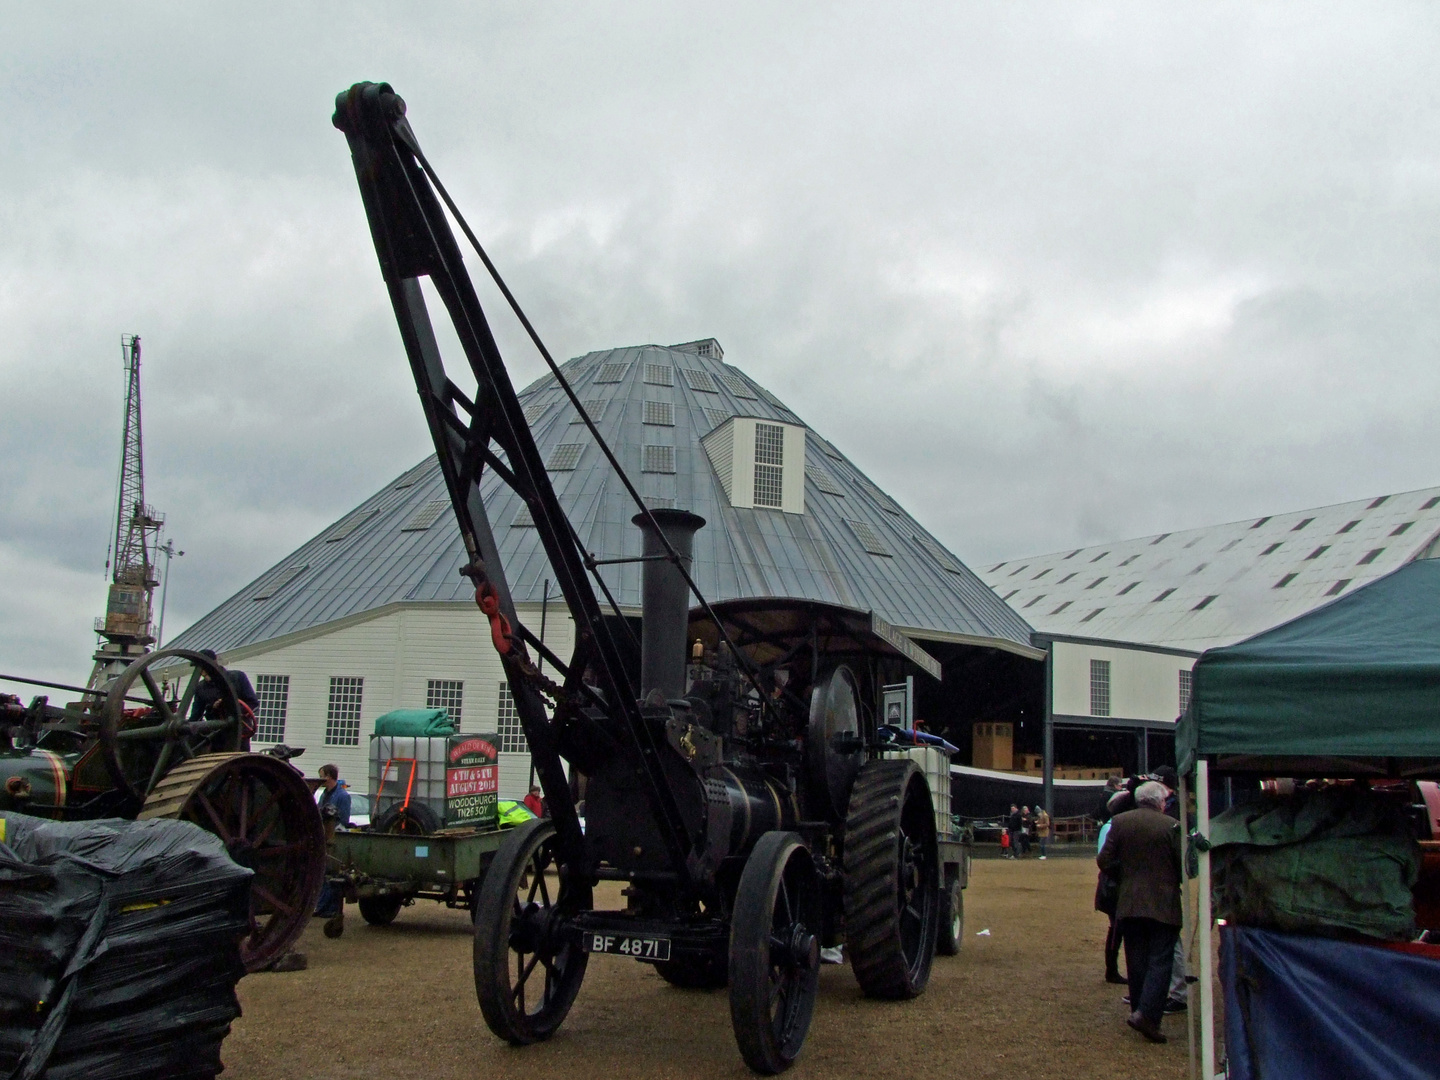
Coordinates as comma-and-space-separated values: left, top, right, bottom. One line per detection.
702, 417, 806, 513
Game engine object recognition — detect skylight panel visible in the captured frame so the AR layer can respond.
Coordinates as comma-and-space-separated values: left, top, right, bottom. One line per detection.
252, 564, 308, 601
642, 445, 676, 473
1002, 589, 1018, 601
1090, 551, 1110, 562
845, 519, 892, 556
1080, 608, 1104, 623
1274, 573, 1297, 588
1117, 582, 1138, 595
643, 363, 674, 386
991, 562, 1006, 572
1251, 517, 1271, 529
593, 362, 630, 383
1033, 568, 1051, 579
1189, 563, 1208, 574
512, 508, 535, 528
1368, 495, 1389, 509
1305, 546, 1329, 560
646, 497, 676, 510
1219, 539, 1240, 552
702, 407, 731, 430
571, 399, 606, 424
1119, 554, 1139, 566
399, 500, 450, 532
643, 400, 675, 426
806, 463, 845, 496
547, 444, 584, 471
681, 368, 719, 393
1064, 550, 1082, 559
1051, 601, 1072, 614
1357, 548, 1384, 565
1023, 594, 1046, 608
1008, 564, 1030, 576
1151, 534, 1170, 545
1193, 595, 1217, 610
326, 509, 378, 542
1424, 496, 1440, 510
1058, 572, 1077, 583
1261, 543, 1282, 555
523, 402, 550, 425
1391, 521, 1415, 536
1086, 577, 1107, 589
717, 372, 757, 398
1292, 517, 1314, 531
914, 536, 964, 574
1153, 588, 1175, 602
1326, 579, 1352, 596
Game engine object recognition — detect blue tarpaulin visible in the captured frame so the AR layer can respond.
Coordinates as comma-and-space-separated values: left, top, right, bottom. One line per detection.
1221, 925, 1440, 1080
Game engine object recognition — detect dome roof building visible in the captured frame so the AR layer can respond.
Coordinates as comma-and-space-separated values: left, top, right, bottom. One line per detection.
171, 339, 1041, 793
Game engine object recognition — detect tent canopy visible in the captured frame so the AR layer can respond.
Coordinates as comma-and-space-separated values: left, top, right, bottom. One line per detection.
1179, 559, 1440, 772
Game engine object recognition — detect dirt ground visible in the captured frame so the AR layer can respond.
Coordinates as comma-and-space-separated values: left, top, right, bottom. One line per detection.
224, 857, 1193, 1080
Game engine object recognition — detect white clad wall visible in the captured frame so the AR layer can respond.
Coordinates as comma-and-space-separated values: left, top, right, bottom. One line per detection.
224, 601, 575, 800
1051, 640, 1195, 723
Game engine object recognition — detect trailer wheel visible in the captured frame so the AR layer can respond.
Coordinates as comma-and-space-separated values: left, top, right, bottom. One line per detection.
473, 819, 591, 1044
842, 759, 940, 999
936, 874, 963, 956
359, 895, 404, 926
373, 801, 440, 835
728, 831, 821, 1074
655, 953, 728, 990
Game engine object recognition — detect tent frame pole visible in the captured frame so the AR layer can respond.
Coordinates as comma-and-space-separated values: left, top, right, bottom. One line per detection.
1180, 771, 1196, 1080
1197, 757, 1215, 1078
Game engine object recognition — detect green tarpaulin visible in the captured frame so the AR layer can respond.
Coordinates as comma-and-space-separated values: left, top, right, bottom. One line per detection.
1179, 559, 1440, 770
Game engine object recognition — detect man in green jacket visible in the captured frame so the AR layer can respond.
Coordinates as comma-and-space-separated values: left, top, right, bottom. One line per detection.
1097, 780, 1182, 1044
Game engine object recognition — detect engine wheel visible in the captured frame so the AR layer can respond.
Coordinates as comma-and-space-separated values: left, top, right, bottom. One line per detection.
655, 953, 728, 989
102, 649, 246, 800
843, 759, 940, 999
141, 751, 325, 972
936, 874, 963, 956
372, 801, 440, 835
728, 832, 822, 1074
473, 819, 591, 1044
359, 895, 405, 926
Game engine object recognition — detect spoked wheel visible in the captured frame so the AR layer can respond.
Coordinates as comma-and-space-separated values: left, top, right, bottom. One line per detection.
728, 832, 822, 1074
101, 649, 248, 800
473, 819, 591, 1044
140, 752, 325, 972
843, 759, 941, 999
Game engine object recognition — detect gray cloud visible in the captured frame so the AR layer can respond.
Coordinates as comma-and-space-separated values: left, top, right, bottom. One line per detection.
4, 2, 1440, 685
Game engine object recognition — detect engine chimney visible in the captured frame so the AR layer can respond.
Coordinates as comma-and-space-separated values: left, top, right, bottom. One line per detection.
631, 509, 706, 701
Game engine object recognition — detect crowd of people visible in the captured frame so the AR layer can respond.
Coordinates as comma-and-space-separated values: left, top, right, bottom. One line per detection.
1000, 802, 1051, 859
1093, 766, 1187, 1045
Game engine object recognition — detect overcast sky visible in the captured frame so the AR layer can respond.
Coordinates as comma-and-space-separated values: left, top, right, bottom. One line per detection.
4, 3, 1439, 685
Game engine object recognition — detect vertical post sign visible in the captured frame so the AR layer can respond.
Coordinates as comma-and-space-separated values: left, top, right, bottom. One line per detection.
446, 735, 499, 828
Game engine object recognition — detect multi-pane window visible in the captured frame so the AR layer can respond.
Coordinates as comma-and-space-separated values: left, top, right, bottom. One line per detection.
643, 363, 673, 386
325, 676, 364, 745
496, 684, 529, 753
642, 445, 675, 473
1178, 669, 1193, 715
253, 675, 290, 743
426, 679, 464, 730
1090, 659, 1111, 718
754, 423, 785, 509
643, 400, 674, 426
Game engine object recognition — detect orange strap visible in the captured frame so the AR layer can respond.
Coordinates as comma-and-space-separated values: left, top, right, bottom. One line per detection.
474, 581, 513, 656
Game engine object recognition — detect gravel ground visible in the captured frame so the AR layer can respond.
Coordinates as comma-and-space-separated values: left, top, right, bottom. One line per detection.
224, 857, 1193, 1080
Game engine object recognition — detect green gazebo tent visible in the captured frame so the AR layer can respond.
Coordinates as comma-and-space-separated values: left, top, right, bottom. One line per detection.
1179, 558, 1440, 773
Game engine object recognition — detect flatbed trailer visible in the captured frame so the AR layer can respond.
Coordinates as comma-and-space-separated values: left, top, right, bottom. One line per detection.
321, 823, 511, 936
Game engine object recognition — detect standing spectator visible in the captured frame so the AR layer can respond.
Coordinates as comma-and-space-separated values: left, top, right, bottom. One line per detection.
523, 784, 545, 818
1019, 806, 1034, 857
1006, 804, 1022, 859
1152, 765, 1188, 1014
1095, 775, 1125, 823
314, 764, 351, 920
1034, 805, 1051, 860
1097, 780, 1182, 1043
1096, 815, 1125, 984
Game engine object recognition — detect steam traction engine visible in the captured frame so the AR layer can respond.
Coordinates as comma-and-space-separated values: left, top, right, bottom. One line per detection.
334, 81, 968, 1073
1, 657, 326, 972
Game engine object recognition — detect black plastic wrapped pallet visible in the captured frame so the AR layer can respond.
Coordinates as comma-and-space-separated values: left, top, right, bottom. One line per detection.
0, 813, 253, 1080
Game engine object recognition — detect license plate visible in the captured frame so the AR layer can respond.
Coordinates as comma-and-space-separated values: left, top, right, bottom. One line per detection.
582, 932, 672, 961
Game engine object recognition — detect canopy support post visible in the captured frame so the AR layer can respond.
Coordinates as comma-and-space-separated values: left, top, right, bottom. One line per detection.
1197, 757, 1216, 1078
1180, 770, 1197, 1080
